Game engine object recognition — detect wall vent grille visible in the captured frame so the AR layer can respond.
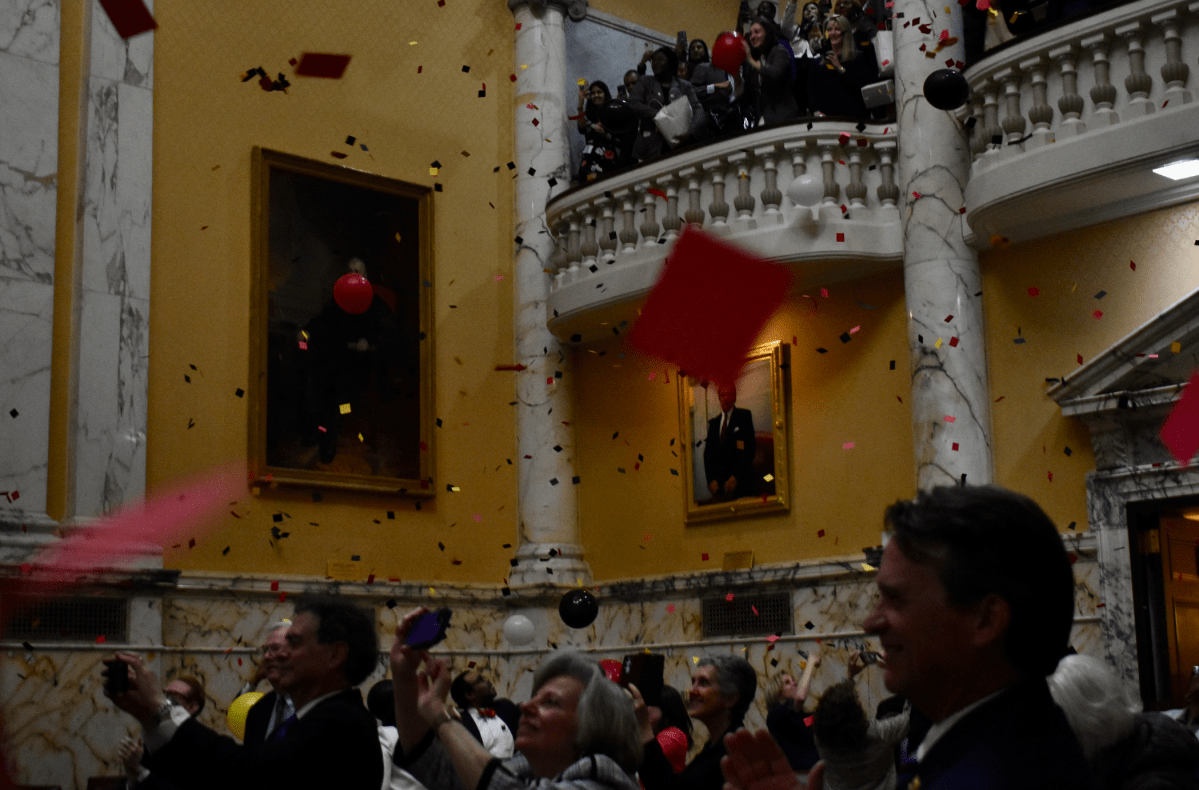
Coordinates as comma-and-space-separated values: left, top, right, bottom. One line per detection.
3, 596, 128, 643
702, 592, 792, 638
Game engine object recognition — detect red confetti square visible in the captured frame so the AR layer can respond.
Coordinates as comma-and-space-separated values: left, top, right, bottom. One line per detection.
1047, 471, 1053, 481
804, 715, 815, 727
279, 591, 288, 602
510, 74, 517, 82
295, 53, 352, 78
1077, 353, 1084, 364
726, 593, 735, 601
1093, 310, 1103, 319
96, 635, 107, 644
838, 132, 851, 145
1130, 260, 1137, 271
627, 226, 792, 390
1028, 286, 1039, 296
701, 553, 709, 561
1161, 372, 1199, 465
367, 573, 375, 584
945, 314, 954, 322
949, 336, 959, 347
952, 442, 959, 451
667, 604, 676, 613
270, 580, 279, 591
817, 529, 826, 537
97, 0, 157, 38
836, 232, 845, 242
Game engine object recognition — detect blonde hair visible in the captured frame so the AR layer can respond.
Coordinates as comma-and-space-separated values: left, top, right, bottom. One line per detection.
825, 15, 858, 62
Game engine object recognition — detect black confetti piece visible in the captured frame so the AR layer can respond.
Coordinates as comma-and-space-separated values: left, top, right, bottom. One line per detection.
235, 388, 245, 398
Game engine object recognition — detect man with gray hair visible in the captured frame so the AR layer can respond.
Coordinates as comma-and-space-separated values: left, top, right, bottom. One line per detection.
244, 620, 296, 744
637, 654, 757, 790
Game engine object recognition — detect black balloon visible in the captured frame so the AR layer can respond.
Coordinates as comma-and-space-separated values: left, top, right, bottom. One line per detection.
599, 100, 638, 135
923, 69, 969, 111
558, 589, 599, 629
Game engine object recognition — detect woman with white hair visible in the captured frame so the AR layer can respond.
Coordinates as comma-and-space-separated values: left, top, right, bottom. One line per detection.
1048, 654, 1199, 790
390, 608, 642, 790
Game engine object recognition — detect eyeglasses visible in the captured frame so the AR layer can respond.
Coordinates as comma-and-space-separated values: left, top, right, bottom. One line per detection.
261, 645, 285, 657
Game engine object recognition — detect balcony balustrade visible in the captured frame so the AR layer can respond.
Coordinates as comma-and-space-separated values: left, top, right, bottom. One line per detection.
963, 0, 1199, 245
545, 121, 901, 342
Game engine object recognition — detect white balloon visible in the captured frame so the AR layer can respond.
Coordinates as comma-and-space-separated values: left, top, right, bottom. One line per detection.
503, 614, 536, 646
787, 173, 824, 208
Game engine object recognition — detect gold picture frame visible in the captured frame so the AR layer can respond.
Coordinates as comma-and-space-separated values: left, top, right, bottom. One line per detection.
678, 341, 790, 524
248, 148, 435, 495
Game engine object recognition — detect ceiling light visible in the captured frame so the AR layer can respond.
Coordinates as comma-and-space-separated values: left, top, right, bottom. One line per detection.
1153, 160, 1199, 180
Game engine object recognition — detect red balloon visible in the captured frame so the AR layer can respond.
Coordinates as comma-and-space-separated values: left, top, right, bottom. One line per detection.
600, 659, 623, 683
711, 31, 746, 75
334, 273, 373, 314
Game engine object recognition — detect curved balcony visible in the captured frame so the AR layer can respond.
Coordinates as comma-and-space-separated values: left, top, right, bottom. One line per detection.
963, 0, 1199, 246
545, 121, 901, 343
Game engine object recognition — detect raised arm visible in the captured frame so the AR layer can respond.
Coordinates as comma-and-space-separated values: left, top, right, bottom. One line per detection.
794, 653, 820, 708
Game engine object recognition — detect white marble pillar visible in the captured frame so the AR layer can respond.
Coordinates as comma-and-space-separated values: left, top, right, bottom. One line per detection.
0, 0, 63, 536
74, 0, 153, 516
507, 0, 591, 586
893, 0, 993, 488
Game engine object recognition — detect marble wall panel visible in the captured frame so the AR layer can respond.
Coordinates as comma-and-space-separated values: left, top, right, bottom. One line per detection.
89, 0, 152, 88
1, 0, 60, 64
0, 280, 54, 515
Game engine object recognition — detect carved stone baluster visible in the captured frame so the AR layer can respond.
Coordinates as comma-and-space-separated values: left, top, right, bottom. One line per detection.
679, 166, 706, 226
656, 176, 683, 241
597, 196, 617, 263
727, 151, 757, 231
1082, 33, 1119, 127
613, 188, 639, 252
1117, 21, 1154, 118
754, 144, 783, 223
973, 82, 1004, 172
703, 158, 730, 234
548, 218, 571, 283
994, 67, 1027, 154
1050, 44, 1086, 139
817, 139, 841, 205
874, 141, 899, 208
565, 211, 581, 275
579, 204, 599, 269
846, 147, 867, 207
1152, 9, 1191, 106
1019, 56, 1054, 148
637, 182, 660, 246
967, 92, 987, 157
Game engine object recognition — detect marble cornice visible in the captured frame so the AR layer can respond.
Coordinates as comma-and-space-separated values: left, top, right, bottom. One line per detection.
507, 0, 588, 22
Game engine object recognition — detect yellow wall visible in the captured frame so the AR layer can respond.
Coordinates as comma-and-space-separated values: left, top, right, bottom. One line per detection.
149, 0, 521, 582
576, 270, 917, 579
983, 201, 1199, 532
590, 0, 737, 41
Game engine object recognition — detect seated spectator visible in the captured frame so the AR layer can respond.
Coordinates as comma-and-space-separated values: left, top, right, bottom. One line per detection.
627, 47, 705, 162
807, 15, 878, 118
575, 81, 617, 183
812, 652, 909, 790
739, 18, 801, 127
391, 607, 642, 790
646, 685, 693, 773
685, 39, 736, 139
1048, 654, 1199, 790
449, 667, 521, 759
635, 655, 757, 790
765, 653, 821, 772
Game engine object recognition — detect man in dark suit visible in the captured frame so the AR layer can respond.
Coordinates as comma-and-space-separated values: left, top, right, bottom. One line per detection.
703, 384, 757, 500
243, 621, 294, 745
105, 596, 383, 790
722, 486, 1094, 790
450, 669, 521, 758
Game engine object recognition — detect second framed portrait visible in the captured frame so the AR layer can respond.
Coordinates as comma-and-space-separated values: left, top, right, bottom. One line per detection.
678, 341, 791, 524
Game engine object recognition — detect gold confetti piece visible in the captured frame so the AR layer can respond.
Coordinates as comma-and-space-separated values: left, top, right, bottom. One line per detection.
395, 232, 402, 242
763, 473, 774, 482
300, 330, 309, 340
1173, 341, 1183, 353
358, 433, 364, 442
693, 656, 699, 664
521, 64, 528, 69
799, 660, 807, 669
339, 403, 352, 414
935, 338, 944, 348
945, 4, 951, 11
429, 586, 436, 595
577, 77, 586, 86
861, 562, 876, 571
449, 485, 460, 492
409, 41, 418, 45
429, 167, 439, 176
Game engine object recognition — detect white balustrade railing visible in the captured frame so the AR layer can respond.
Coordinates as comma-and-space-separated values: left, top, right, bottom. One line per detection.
544, 121, 903, 340
964, 0, 1194, 171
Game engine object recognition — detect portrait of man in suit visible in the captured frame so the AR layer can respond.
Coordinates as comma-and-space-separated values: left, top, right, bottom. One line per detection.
704, 384, 758, 501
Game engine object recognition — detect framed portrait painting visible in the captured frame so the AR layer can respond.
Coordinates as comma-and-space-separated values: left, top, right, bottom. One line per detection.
678, 341, 790, 524
248, 148, 435, 495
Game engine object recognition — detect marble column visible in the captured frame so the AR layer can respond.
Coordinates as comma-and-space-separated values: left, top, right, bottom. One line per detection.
0, 0, 64, 539
507, 0, 592, 586
894, 0, 993, 488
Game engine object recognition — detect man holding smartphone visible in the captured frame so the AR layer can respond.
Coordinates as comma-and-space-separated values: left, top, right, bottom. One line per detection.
103, 596, 382, 790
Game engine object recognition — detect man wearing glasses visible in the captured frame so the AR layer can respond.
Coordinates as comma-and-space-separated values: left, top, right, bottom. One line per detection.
244, 621, 296, 744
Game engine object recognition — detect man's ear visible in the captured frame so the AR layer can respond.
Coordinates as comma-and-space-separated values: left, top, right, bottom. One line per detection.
328, 640, 350, 673
969, 593, 1011, 649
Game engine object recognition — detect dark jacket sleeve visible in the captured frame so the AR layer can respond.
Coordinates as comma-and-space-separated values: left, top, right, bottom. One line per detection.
144, 689, 382, 790
242, 691, 275, 747
627, 75, 662, 121
758, 44, 792, 86
641, 738, 727, 790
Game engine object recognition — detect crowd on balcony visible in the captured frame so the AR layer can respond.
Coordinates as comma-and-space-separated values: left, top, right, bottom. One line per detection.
574, 0, 888, 184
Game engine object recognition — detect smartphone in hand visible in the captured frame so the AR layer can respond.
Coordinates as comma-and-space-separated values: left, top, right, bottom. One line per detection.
405, 608, 452, 651
104, 658, 129, 695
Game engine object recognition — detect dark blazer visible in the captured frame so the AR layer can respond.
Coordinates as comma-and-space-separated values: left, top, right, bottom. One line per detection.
704, 407, 757, 499
145, 687, 382, 790
242, 690, 278, 746
458, 698, 521, 750
627, 74, 704, 161
912, 676, 1093, 790
741, 43, 801, 124
807, 42, 879, 118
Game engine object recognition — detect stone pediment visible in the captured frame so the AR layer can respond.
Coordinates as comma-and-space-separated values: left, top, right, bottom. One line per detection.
1050, 285, 1199, 469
